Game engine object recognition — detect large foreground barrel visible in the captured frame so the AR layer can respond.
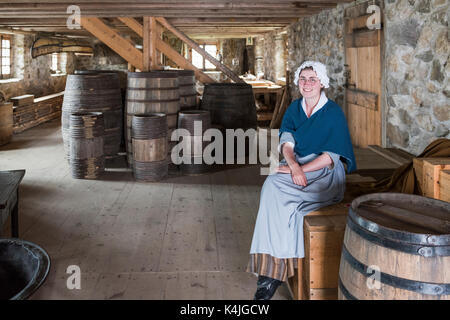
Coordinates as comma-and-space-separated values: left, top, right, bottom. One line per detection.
200, 83, 257, 129
338, 193, 450, 300
132, 114, 168, 181
177, 110, 211, 175
126, 71, 179, 165
69, 112, 105, 179
0, 102, 13, 146
62, 73, 123, 159
0, 239, 50, 300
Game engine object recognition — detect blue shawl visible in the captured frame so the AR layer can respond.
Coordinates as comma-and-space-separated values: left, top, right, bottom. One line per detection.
279, 98, 357, 173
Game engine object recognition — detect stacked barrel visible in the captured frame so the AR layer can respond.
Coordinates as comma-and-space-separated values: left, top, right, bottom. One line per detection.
62, 73, 123, 162
174, 70, 197, 111
69, 112, 105, 179
177, 110, 211, 175
126, 71, 179, 169
131, 114, 168, 181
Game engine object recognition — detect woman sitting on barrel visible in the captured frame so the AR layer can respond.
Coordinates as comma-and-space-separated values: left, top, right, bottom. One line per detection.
247, 61, 356, 300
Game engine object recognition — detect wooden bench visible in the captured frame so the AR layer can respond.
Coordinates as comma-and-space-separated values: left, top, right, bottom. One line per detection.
287, 174, 375, 300
12, 92, 63, 133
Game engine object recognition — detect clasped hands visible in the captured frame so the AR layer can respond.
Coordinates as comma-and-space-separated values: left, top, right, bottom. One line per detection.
276, 162, 308, 186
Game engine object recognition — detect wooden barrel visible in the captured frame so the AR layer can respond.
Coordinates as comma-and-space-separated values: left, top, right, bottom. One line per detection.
62, 73, 123, 160
200, 83, 257, 130
126, 71, 179, 166
167, 69, 197, 110
177, 110, 211, 175
131, 114, 168, 182
69, 112, 105, 179
0, 102, 13, 146
338, 193, 450, 300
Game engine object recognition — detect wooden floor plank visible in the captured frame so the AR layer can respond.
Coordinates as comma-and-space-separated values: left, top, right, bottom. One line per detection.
0, 119, 398, 300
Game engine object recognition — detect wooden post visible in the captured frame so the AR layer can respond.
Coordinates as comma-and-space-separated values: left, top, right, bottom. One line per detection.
143, 17, 158, 71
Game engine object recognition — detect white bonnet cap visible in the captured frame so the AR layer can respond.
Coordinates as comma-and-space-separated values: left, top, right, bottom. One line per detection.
294, 61, 330, 89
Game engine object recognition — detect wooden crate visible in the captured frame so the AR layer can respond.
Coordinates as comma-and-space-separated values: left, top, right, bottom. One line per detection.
304, 215, 347, 300
439, 170, 450, 202
414, 158, 450, 200
287, 203, 349, 301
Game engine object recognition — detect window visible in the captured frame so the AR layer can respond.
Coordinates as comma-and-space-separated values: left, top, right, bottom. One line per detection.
0, 35, 11, 79
51, 53, 59, 72
192, 43, 218, 70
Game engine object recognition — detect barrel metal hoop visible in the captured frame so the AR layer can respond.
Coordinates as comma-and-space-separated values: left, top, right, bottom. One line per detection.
341, 244, 450, 296
126, 99, 180, 103
338, 277, 358, 300
126, 86, 179, 91
349, 208, 450, 246
346, 215, 450, 257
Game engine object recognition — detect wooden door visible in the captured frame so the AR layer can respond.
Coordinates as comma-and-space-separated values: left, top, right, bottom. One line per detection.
344, 2, 383, 147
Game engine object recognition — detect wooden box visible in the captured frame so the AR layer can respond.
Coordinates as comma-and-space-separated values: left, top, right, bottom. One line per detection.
10, 94, 35, 107
287, 203, 349, 301
304, 215, 347, 300
439, 170, 450, 202
414, 158, 450, 200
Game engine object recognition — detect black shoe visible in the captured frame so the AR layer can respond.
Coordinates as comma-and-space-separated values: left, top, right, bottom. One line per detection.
253, 275, 283, 300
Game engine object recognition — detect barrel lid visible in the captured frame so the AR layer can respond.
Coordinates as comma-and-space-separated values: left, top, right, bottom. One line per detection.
205, 83, 251, 88
132, 113, 167, 119
128, 71, 178, 79
164, 69, 195, 76
179, 110, 210, 116
74, 70, 121, 75
350, 193, 450, 245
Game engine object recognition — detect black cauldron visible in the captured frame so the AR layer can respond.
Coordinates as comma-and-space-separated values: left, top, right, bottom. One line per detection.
0, 238, 50, 299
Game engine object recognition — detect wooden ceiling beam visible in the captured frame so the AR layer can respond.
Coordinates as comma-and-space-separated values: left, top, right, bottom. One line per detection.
80, 17, 144, 70
156, 17, 244, 83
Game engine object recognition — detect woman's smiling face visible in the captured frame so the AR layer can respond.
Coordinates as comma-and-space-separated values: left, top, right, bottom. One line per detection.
298, 69, 323, 99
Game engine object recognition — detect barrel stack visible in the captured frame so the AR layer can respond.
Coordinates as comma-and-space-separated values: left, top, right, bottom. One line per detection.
177, 110, 211, 175
69, 112, 105, 179
175, 70, 197, 111
126, 71, 179, 170
131, 113, 168, 182
62, 73, 123, 162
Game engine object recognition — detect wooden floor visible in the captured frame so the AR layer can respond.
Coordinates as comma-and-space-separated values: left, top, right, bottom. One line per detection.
0, 119, 398, 300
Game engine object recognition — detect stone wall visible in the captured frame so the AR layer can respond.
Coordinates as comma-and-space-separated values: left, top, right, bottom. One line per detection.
73, 40, 128, 72
384, 0, 449, 154
1, 34, 75, 100
280, 0, 448, 155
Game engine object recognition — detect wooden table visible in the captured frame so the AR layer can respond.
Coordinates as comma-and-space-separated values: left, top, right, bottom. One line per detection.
0, 169, 25, 237
252, 85, 284, 107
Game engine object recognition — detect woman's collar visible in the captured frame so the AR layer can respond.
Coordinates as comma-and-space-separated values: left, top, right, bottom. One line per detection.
301, 91, 328, 118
